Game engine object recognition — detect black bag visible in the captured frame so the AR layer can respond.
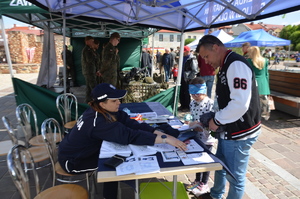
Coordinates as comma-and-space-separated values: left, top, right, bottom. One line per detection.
104, 155, 127, 168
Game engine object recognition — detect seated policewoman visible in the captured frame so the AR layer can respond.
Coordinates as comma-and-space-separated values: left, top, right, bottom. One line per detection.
58, 83, 187, 199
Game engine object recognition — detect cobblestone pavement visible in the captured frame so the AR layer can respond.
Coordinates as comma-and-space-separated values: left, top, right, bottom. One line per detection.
0, 62, 300, 199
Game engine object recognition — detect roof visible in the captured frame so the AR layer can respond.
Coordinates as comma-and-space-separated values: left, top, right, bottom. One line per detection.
245, 23, 285, 31
6, 25, 43, 36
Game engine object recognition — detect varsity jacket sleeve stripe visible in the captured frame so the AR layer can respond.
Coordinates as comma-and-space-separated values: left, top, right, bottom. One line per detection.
215, 60, 253, 124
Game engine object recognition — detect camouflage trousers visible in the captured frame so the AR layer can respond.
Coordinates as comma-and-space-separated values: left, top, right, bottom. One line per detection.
260, 95, 270, 120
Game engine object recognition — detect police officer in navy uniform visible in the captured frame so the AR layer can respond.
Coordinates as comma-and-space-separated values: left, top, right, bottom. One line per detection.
58, 83, 187, 199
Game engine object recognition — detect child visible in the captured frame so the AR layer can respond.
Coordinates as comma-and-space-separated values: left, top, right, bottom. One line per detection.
185, 77, 216, 197
172, 64, 178, 84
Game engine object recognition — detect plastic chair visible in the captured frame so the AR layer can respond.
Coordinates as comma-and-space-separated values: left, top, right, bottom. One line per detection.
56, 93, 78, 133
41, 118, 96, 193
2, 116, 50, 170
16, 103, 44, 146
7, 145, 88, 199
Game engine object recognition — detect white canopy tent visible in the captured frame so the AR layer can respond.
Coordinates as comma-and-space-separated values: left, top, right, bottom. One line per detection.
188, 29, 234, 50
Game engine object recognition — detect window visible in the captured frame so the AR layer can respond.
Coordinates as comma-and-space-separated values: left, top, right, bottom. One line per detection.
188, 36, 191, 39
170, 35, 174, 42
177, 35, 181, 42
193, 36, 196, 39
159, 34, 163, 41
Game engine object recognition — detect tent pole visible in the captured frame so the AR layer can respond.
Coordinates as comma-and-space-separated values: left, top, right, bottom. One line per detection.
62, 9, 67, 94
151, 32, 154, 77
173, 31, 185, 115
47, 23, 51, 88
0, 15, 14, 78
286, 45, 291, 70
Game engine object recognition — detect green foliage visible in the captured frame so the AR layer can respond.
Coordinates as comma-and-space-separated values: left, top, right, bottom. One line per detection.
230, 47, 243, 55
280, 25, 300, 50
295, 43, 300, 51
185, 38, 196, 46
290, 31, 300, 45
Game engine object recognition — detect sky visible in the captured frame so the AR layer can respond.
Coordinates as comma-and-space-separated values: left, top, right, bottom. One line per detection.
2, 10, 300, 29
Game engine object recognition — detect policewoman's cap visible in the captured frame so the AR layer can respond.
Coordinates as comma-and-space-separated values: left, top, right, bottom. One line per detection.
91, 83, 127, 102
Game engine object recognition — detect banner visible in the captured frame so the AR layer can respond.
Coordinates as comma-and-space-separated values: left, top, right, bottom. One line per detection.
0, 0, 47, 14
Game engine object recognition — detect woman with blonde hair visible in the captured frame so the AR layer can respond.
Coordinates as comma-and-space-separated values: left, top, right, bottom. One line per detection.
247, 46, 271, 120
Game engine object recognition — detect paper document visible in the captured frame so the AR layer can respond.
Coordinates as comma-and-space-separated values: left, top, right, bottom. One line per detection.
128, 112, 157, 119
99, 141, 131, 158
177, 151, 215, 165
147, 143, 177, 152
185, 139, 204, 152
129, 144, 157, 157
116, 156, 160, 176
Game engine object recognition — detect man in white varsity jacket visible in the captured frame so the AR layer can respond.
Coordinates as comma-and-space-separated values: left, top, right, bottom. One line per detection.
196, 35, 261, 199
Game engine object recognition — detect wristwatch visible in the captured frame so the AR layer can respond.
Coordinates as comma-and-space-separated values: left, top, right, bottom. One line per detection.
161, 135, 167, 143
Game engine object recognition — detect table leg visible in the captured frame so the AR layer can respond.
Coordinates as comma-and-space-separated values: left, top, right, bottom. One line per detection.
135, 179, 139, 199
173, 175, 177, 199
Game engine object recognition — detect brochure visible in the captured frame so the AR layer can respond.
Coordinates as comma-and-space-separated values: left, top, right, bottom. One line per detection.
185, 139, 204, 152
161, 151, 181, 162
129, 144, 157, 157
116, 156, 160, 176
177, 151, 214, 165
99, 141, 132, 158
177, 151, 215, 165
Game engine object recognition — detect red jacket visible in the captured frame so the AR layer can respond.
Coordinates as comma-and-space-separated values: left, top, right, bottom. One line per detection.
172, 67, 178, 77
198, 56, 215, 76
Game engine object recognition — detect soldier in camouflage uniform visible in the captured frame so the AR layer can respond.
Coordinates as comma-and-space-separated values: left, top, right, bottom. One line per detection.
81, 36, 97, 103
100, 32, 121, 88
93, 39, 102, 84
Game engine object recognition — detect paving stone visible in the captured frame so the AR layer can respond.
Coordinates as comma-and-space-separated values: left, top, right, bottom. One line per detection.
257, 148, 283, 161
268, 143, 290, 153
282, 151, 300, 162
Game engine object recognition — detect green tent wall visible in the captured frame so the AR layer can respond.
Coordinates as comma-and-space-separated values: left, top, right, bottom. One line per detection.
71, 37, 142, 86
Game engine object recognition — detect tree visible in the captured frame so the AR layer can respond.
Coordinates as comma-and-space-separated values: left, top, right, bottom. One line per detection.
185, 38, 195, 46
280, 25, 300, 50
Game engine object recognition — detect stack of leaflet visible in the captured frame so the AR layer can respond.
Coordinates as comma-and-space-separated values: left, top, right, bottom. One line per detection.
129, 144, 157, 157
99, 141, 132, 158
185, 139, 204, 152
116, 156, 160, 176
144, 115, 171, 124
147, 143, 177, 152
128, 112, 157, 119
148, 139, 204, 153
177, 151, 215, 165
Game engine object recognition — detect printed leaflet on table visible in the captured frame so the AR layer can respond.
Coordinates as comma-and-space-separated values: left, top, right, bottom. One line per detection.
116, 156, 160, 176
177, 151, 215, 165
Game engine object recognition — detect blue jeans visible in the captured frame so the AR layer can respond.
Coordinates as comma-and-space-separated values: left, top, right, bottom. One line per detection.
164, 65, 170, 82
200, 75, 214, 98
210, 136, 259, 199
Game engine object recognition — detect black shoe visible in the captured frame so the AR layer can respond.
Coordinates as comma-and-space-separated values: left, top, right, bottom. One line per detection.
198, 192, 213, 199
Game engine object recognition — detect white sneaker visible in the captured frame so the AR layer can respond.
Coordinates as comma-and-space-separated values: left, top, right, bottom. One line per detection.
192, 183, 210, 197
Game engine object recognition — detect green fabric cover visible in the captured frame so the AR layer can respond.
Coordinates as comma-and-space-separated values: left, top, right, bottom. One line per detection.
12, 78, 89, 131
143, 86, 179, 115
